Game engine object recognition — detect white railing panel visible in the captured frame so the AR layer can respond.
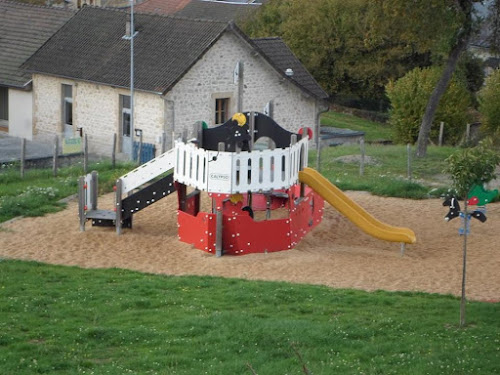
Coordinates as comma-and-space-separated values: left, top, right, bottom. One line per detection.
259, 149, 275, 190
170, 138, 309, 194
84, 173, 93, 209
120, 148, 176, 194
205, 151, 233, 193
174, 142, 209, 191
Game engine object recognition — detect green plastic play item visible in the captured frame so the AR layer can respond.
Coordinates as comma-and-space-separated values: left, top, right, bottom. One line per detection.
467, 184, 498, 206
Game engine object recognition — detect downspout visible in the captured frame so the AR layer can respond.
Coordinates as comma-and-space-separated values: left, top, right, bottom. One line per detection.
315, 100, 329, 171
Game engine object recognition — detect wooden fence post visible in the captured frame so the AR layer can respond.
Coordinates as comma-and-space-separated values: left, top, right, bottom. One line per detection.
53, 136, 59, 177
20, 138, 26, 178
112, 133, 117, 169
359, 137, 365, 176
407, 143, 412, 181
439, 122, 444, 146
137, 130, 143, 165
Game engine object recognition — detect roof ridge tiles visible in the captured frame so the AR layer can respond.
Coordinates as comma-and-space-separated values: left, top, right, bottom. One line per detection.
81, 4, 229, 24
0, 0, 74, 12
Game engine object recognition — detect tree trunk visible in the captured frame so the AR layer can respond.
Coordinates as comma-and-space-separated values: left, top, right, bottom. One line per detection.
415, 38, 468, 157
416, 0, 474, 157
460, 197, 468, 328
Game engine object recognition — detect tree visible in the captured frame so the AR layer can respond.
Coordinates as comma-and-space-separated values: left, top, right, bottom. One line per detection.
478, 68, 500, 136
444, 139, 500, 327
381, 0, 500, 157
386, 67, 471, 145
415, 1, 477, 157
241, 0, 433, 107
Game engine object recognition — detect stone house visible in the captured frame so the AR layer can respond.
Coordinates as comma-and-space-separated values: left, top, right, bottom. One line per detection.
0, 0, 74, 140
23, 6, 328, 158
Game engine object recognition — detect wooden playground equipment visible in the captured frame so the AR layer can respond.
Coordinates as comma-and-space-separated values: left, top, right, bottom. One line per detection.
79, 112, 416, 256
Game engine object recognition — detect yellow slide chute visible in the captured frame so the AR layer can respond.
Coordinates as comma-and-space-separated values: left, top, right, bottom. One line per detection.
299, 167, 416, 244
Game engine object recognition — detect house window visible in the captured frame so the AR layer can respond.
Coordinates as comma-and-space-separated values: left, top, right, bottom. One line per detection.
0, 86, 8, 123
62, 84, 73, 126
215, 98, 229, 125
120, 95, 131, 137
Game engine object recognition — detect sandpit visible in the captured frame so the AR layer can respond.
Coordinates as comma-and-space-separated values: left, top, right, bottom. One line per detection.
1, 191, 499, 301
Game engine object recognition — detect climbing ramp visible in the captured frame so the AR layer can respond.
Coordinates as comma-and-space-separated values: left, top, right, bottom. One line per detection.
78, 149, 177, 232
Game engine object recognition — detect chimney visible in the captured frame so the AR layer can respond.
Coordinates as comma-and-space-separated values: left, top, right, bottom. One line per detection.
126, 13, 131, 37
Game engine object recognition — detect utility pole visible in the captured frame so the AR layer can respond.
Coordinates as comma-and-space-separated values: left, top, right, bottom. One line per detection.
123, 1, 138, 160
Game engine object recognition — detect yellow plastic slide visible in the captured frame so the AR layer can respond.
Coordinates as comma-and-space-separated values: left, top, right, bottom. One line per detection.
299, 167, 416, 244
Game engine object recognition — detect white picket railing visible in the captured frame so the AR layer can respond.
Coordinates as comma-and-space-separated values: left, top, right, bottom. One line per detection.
105, 138, 309, 197
174, 138, 308, 194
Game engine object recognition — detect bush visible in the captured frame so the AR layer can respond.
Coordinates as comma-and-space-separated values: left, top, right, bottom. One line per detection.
444, 138, 500, 198
386, 67, 472, 145
479, 68, 500, 136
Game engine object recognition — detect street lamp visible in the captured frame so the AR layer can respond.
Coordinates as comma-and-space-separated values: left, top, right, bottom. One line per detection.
122, 0, 138, 160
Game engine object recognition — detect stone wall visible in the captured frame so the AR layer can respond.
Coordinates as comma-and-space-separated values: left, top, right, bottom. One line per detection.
32, 75, 164, 155
167, 32, 318, 141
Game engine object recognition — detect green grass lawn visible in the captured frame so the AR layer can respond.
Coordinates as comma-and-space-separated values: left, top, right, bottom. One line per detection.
0, 261, 498, 375
321, 111, 393, 142
0, 161, 134, 223
310, 145, 456, 199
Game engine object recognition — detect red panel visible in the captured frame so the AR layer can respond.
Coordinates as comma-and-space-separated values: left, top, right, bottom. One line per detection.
250, 191, 288, 211
184, 192, 200, 216
289, 190, 324, 247
176, 184, 324, 256
177, 210, 217, 254
222, 214, 291, 255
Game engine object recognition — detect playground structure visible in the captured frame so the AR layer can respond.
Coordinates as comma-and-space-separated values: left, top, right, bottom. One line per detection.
79, 112, 416, 256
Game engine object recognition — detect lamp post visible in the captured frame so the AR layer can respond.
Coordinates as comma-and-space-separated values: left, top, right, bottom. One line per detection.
122, 0, 138, 160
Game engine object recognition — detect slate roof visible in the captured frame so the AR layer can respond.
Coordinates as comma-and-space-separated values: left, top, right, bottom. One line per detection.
135, 0, 191, 15
23, 6, 327, 101
174, 0, 260, 22
252, 37, 329, 100
0, 0, 75, 89
23, 6, 229, 93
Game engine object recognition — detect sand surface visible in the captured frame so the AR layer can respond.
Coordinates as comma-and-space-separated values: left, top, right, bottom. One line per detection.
1, 191, 499, 302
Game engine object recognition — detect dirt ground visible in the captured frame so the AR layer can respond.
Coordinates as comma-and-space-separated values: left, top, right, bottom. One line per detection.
1, 191, 499, 302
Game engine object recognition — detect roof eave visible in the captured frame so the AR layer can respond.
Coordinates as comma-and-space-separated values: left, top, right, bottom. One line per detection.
228, 23, 329, 101
26, 71, 163, 95
0, 80, 32, 91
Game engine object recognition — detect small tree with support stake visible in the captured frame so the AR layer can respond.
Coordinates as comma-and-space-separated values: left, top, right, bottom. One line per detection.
444, 139, 500, 327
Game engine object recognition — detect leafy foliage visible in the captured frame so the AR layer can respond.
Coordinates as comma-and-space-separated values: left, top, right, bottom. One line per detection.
386, 67, 472, 144
241, 0, 433, 104
456, 52, 486, 96
0, 161, 134, 223
444, 139, 500, 197
479, 68, 500, 135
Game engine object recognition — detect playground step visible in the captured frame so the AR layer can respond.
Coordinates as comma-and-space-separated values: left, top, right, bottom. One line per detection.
86, 209, 116, 227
